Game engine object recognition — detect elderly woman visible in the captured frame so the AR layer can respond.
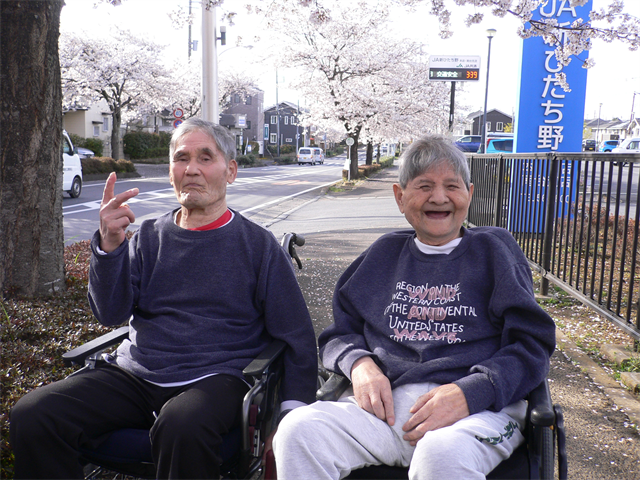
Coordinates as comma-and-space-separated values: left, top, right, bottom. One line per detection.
273, 135, 556, 480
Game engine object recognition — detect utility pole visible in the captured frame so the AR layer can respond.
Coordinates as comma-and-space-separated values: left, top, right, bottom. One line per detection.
276, 69, 280, 157
188, 0, 192, 60
201, 3, 218, 122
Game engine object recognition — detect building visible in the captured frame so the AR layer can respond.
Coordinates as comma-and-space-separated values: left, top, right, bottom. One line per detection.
220, 88, 264, 154
263, 102, 307, 154
465, 109, 514, 136
62, 98, 113, 157
585, 117, 640, 143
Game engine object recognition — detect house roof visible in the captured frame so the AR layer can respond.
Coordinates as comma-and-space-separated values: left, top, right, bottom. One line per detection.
467, 108, 513, 121
586, 118, 629, 130
264, 101, 307, 113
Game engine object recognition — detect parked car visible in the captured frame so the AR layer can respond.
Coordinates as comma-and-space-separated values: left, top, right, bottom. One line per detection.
599, 140, 619, 152
485, 138, 513, 154
62, 130, 83, 198
612, 137, 640, 154
77, 147, 95, 158
454, 135, 482, 152
297, 147, 323, 165
582, 139, 596, 151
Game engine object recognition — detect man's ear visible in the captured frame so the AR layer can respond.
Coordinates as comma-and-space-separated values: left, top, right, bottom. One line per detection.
227, 160, 238, 184
393, 183, 405, 214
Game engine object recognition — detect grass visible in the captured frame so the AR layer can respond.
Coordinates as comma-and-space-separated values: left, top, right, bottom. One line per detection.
1, 240, 111, 478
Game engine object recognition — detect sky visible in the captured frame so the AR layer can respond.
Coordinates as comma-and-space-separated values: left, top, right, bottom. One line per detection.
60, 0, 640, 123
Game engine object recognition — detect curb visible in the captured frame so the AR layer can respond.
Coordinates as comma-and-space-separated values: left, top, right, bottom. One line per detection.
556, 329, 640, 429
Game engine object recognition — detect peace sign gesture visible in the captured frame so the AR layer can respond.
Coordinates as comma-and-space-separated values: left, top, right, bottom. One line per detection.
99, 173, 139, 253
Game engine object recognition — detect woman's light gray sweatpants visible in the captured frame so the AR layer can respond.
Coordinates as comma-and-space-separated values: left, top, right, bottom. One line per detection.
273, 381, 526, 480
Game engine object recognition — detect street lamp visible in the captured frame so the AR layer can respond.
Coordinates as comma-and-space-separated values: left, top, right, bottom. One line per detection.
629, 91, 639, 136
596, 103, 602, 145
480, 28, 496, 153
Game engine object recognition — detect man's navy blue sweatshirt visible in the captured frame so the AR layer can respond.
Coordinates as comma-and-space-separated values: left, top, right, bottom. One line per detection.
88, 209, 318, 404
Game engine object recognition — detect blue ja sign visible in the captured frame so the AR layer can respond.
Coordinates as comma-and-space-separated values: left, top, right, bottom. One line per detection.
511, 0, 592, 231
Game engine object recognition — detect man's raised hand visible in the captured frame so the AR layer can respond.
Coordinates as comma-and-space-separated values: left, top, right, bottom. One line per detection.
99, 173, 139, 253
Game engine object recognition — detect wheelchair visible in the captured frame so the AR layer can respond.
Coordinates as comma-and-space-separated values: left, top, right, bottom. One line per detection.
63, 329, 286, 479
60, 233, 306, 479
60, 229, 566, 480
316, 371, 567, 480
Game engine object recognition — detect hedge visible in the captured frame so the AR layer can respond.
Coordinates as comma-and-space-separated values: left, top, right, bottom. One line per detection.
123, 131, 171, 159
81, 157, 136, 175
69, 134, 104, 157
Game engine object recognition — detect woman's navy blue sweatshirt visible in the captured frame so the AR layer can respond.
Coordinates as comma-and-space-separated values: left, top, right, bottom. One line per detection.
319, 227, 556, 415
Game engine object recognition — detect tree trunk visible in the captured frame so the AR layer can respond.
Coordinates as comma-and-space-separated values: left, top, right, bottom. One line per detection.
366, 141, 373, 165
348, 126, 362, 179
111, 107, 122, 160
1, 0, 65, 297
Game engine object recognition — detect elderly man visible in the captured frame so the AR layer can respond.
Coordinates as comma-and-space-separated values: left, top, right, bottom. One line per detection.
10, 118, 317, 479
273, 135, 556, 479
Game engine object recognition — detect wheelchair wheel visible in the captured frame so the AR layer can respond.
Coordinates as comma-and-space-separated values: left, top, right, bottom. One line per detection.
540, 426, 555, 480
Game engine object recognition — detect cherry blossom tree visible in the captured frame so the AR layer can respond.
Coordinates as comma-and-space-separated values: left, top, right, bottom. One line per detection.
242, 0, 638, 73
60, 30, 175, 158
267, 1, 451, 177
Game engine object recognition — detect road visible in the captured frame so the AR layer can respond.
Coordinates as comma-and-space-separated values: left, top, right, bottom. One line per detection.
62, 153, 356, 245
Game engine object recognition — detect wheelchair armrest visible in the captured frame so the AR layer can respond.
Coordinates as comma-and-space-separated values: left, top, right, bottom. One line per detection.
527, 379, 556, 427
317, 372, 351, 402
242, 340, 287, 381
62, 326, 129, 367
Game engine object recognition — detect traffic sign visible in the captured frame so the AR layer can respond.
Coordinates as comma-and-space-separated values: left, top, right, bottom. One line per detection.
428, 55, 481, 82
173, 119, 183, 128
173, 108, 184, 118
345, 137, 355, 146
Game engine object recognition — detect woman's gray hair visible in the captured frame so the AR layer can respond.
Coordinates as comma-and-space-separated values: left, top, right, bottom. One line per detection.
169, 118, 236, 163
398, 135, 471, 190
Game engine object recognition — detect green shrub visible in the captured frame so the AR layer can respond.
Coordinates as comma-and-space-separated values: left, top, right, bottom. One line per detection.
82, 138, 104, 157
123, 131, 171, 159
267, 145, 295, 155
236, 154, 256, 167
275, 156, 296, 165
280, 145, 295, 154
81, 157, 135, 175
116, 159, 136, 173
247, 141, 260, 154
145, 147, 170, 159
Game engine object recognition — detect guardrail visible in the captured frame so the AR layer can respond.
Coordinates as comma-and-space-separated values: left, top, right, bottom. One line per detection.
466, 151, 640, 343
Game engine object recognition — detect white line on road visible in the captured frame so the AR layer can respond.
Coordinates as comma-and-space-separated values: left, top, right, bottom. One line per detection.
63, 168, 341, 217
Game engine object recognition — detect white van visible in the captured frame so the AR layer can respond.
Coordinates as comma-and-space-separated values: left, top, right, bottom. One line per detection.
63, 130, 83, 198
312, 147, 324, 164
297, 147, 324, 165
612, 137, 640, 154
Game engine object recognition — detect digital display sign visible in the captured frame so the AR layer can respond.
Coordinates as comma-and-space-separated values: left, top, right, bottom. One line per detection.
428, 56, 481, 82
429, 68, 480, 81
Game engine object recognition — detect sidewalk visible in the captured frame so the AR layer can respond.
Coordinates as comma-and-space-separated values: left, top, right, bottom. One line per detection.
265, 165, 640, 479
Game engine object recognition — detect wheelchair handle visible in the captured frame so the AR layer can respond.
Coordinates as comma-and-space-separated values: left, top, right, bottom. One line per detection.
281, 232, 305, 270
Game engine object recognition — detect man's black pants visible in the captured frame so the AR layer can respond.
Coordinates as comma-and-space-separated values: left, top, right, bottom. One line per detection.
10, 363, 249, 479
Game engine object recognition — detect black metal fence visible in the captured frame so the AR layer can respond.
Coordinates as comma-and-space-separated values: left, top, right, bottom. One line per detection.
466, 152, 640, 343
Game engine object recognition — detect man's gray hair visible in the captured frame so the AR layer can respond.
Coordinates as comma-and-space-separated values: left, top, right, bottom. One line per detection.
398, 135, 471, 190
169, 118, 236, 163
